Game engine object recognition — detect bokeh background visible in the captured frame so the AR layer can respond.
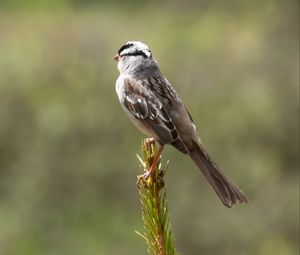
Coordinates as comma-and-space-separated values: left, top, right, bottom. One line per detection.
0, 0, 299, 254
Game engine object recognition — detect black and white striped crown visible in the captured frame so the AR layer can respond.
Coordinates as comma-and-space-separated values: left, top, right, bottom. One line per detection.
118, 41, 152, 58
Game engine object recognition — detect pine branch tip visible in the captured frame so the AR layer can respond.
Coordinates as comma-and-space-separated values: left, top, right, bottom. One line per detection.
136, 139, 178, 255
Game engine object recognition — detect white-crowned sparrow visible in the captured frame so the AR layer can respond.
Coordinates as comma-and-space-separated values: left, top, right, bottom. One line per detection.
114, 41, 248, 208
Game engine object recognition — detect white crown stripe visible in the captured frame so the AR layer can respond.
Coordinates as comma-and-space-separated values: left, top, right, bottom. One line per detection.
119, 41, 151, 57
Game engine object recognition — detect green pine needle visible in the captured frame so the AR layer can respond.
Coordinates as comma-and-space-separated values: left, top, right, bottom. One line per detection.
136, 139, 178, 255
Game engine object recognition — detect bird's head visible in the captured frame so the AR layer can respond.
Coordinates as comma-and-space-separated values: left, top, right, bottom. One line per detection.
114, 41, 154, 74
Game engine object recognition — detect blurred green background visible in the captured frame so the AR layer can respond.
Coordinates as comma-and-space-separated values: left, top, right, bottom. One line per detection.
0, 0, 298, 254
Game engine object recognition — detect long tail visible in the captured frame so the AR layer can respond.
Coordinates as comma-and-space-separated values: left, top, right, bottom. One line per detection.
189, 142, 248, 208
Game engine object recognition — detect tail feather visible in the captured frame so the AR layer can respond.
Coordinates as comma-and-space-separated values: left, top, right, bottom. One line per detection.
189, 143, 248, 208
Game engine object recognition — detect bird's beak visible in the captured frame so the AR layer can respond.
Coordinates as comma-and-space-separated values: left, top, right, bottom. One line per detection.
113, 54, 120, 61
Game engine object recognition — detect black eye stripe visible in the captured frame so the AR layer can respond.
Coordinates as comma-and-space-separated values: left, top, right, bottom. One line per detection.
118, 43, 134, 55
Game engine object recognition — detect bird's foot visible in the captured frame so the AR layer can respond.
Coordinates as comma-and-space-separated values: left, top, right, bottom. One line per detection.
144, 137, 156, 145
149, 144, 164, 173
137, 170, 152, 185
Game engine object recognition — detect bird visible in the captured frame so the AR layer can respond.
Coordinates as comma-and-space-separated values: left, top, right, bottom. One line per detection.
113, 41, 248, 208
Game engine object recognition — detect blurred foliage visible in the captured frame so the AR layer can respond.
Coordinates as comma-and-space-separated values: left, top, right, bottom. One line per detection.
0, 1, 299, 255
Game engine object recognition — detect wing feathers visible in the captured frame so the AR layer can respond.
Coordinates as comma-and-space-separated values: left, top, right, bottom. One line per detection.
123, 78, 188, 153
